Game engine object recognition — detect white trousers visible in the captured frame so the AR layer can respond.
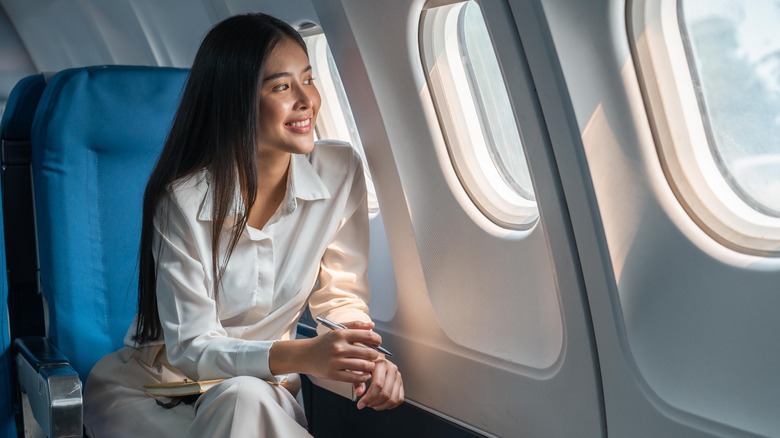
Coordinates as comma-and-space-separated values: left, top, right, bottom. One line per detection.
83, 345, 311, 438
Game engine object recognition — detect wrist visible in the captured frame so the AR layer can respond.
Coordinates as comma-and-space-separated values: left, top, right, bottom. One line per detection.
269, 338, 312, 375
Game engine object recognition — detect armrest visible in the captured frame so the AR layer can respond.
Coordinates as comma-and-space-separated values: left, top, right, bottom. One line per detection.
14, 336, 69, 370
14, 336, 82, 438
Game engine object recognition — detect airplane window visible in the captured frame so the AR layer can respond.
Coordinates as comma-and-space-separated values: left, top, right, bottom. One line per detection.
631, 0, 780, 255
421, 1, 538, 230
304, 34, 379, 215
680, 0, 780, 217
459, 3, 535, 201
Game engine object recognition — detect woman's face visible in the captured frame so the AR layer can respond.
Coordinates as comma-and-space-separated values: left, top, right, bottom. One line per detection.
257, 37, 321, 157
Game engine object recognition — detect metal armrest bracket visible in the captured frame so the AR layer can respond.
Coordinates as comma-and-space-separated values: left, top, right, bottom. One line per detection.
14, 336, 82, 438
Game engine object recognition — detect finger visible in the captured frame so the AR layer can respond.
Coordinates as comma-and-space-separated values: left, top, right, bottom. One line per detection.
342, 329, 383, 348
327, 334, 379, 361
334, 370, 372, 384
358, 362, 388, 409
328, 329, 383, 352
338, 358, 376, 374
337, 343, 380, 362
341, 320, 375, 330
373, 372, 404, 410
353, 382, 367, 398
367, 368, 396, 410
324, 358, 374, 381
364, 361, 402, 410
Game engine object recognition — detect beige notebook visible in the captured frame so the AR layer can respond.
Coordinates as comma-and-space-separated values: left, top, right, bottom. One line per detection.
143, 379, 226, 397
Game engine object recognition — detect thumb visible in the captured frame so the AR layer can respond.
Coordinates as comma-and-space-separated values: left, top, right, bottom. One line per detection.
353, 382, 367, 398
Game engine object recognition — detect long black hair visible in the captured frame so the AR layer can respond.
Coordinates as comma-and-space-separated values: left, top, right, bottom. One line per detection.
134, 13, 307, 344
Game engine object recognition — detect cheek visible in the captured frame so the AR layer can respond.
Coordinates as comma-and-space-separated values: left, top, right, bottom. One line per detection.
312, 89, 322, 115
259, 100, 288, 126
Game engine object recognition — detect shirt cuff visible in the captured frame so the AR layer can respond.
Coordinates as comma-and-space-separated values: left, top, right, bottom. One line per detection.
235, 339, 276, 380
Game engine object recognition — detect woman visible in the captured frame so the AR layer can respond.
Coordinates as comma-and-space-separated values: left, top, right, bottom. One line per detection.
84, 13, 403, 437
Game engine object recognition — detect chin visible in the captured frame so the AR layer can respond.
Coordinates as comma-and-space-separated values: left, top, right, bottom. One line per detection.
261, 137, 316, 155
289, 142, 314, 154
290, 140, 315, 155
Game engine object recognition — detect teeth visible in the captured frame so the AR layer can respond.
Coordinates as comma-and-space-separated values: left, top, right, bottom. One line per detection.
288, 119, 310, 127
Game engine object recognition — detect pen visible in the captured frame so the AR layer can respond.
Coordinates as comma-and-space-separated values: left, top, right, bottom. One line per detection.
315, 316, 393, 357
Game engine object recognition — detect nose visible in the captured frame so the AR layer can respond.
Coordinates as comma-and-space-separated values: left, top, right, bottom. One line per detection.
294, 82, 318, 110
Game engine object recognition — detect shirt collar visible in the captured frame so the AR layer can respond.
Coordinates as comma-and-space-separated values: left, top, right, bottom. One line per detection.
197, 153, 330, 222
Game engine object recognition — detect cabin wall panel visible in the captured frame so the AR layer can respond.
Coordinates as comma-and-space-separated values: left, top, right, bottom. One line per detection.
314, 0, 605, 435
531, 0, 780, 435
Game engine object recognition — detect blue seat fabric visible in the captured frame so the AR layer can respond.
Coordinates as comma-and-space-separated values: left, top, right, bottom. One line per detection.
30, 66, 187, 383
1, 73, 46, 141
2, 73, 47, 350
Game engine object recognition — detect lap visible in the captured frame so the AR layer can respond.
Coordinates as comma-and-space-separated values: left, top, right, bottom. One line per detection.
84, 345, 308, 438
83, 345, 194, 437
192, 376, 309, 437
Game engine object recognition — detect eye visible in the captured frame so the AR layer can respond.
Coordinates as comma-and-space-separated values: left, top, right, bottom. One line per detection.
304, 77, 316, 85
272, 83, 289, 92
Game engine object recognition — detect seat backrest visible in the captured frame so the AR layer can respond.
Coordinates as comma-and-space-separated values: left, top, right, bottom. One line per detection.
1, 73, 48, 341
30, 66, 187, 382
0, 73, 48, 438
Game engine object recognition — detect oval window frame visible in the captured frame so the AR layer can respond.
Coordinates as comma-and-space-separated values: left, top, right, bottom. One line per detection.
631, 0, 780, 255
420, 0, 538, 230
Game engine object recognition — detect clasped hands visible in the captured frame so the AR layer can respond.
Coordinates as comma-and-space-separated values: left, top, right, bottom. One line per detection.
304, 321, 404, 411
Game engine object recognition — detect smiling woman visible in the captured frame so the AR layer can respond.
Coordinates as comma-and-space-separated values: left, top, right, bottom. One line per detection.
251, 38, 322, 229
81, 12, 402, 438
256, 38, 320, 158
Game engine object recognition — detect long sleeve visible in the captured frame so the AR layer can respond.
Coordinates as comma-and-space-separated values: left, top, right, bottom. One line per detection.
308, 151, 372, 329
153, 193, 276, 382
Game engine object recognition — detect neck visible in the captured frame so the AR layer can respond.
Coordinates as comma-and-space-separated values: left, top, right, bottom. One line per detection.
247, 150, 291, 229
257, 150, 291, 193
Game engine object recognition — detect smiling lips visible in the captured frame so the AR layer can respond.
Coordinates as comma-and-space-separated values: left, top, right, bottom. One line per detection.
285, 117, 312, 133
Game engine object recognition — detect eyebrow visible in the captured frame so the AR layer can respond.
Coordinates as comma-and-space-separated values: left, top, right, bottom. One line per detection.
263, 65, 312, 82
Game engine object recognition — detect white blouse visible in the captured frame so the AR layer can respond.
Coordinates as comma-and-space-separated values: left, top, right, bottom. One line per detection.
123, 140, 372, 382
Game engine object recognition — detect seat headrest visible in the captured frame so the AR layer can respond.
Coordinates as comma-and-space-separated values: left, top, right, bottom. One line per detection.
0, 73, 46, 141
32, 65, 188, 157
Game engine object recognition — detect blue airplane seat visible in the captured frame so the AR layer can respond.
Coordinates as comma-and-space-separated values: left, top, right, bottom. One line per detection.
1, 73, 46, 140
1, 74, 47, 341
1, 72, 48, 438
15, 65, 187, 437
